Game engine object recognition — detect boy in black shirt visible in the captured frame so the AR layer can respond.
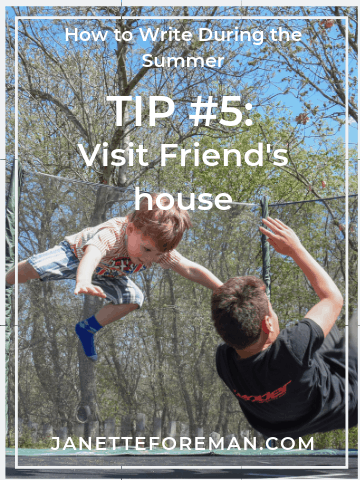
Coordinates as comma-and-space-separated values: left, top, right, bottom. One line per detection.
212, 217, 357, 438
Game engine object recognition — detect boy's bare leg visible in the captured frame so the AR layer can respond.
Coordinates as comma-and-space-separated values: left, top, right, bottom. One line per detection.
76, 302, 139, 361
6, 260, 40, 284
95, 303, 138, 326
7, 261, 138, 361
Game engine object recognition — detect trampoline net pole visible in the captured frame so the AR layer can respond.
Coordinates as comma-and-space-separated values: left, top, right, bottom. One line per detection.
260, 196, 271, 300
5, 159, 22, 435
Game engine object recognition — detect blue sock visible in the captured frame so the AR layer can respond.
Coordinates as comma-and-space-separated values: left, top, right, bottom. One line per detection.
75, 315, 102, 362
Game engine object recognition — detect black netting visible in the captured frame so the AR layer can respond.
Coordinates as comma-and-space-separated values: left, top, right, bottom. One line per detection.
12, 172, 261, 440
8, 171, 357, 444
269, 197, 357, 330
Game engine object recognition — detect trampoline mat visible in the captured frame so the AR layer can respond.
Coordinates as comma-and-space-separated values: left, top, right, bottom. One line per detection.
6, 447, 358, 456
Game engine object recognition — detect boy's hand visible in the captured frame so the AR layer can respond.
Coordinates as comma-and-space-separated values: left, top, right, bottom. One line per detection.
259, 217, 303, 257
261, 217, 343, 338
74, 282, 107, 299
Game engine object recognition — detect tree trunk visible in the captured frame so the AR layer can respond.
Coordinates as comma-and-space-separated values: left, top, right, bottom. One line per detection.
76, 188, 112, 424
77, 295, 103, 425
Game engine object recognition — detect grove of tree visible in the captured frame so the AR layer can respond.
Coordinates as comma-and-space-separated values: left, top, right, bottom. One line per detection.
6, 5, 357, 444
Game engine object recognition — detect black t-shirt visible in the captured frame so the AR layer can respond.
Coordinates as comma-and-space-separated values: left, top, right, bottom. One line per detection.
216, 319, 357, 438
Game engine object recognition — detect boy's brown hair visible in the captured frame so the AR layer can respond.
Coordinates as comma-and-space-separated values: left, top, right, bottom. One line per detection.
211, 276, 269, 349
128, 193, 192, 252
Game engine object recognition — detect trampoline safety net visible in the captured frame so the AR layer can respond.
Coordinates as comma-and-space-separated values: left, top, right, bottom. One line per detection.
6, 170, 357, 447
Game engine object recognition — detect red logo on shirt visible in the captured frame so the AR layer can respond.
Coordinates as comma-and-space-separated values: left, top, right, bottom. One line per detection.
95, 257, 147, 276
233, 380, 292, 403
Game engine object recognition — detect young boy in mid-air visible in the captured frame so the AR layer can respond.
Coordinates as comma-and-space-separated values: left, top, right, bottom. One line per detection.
6, 193, 223, 361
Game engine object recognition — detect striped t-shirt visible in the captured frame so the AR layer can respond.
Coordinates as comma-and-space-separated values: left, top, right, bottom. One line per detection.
64, 217, 183, 277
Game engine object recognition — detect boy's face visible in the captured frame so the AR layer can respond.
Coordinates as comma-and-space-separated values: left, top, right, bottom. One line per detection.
126, 223, 162, 267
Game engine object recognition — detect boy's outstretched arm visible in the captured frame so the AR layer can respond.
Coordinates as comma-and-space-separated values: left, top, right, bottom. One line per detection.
74, 245, 107, 298
259, 217, 343, 337
172, 257, 223, 290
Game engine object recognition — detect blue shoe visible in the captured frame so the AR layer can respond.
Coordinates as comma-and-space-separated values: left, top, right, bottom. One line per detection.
75, 320, 99, 361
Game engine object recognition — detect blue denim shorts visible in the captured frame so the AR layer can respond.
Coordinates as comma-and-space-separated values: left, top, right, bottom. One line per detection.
27, 241, 144, 307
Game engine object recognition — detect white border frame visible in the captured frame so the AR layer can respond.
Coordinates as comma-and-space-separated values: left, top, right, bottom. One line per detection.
8, 8, 352, 474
